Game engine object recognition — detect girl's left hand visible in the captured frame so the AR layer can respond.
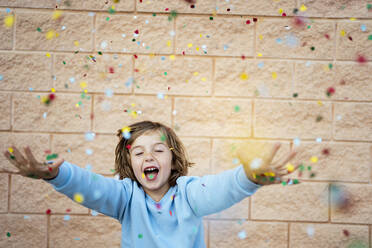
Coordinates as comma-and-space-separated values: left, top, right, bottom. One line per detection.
238, 142, 299, 186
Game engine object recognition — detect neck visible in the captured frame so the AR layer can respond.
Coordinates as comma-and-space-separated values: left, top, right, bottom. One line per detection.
144, 183, 171, 202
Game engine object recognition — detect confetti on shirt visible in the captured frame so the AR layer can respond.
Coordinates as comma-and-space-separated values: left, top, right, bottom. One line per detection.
73, 193, 84, 203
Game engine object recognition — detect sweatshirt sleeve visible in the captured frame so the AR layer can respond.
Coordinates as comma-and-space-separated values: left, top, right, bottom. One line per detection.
43, 161, 132, 222
184, 165, 261, 217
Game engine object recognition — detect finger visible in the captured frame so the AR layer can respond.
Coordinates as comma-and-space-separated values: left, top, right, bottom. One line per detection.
47, 158, 65, 171
265, 142, 281, 165
10, 146, 27, 164
3, 151, 26, 171
277, 150, 297, 169
23, 146, 40, 167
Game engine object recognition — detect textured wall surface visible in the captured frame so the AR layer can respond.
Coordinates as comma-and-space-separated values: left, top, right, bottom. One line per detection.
0, 0, 372, 247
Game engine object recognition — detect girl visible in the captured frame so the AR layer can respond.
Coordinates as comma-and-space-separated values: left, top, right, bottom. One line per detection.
3, 120, 298, 247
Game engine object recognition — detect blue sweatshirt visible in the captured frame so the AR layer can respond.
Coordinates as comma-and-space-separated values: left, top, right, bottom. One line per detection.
44, 161, 261, 247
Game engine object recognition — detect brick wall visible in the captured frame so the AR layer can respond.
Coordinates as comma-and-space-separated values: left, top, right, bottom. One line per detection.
0, 0, 372, 247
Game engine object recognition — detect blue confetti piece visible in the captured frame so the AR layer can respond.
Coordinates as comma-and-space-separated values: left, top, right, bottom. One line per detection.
123, 131, 131, 139
69, 77, 75, 83
24, 215, 30, 219
85, 164, 92, 171
118, 63, 122, 68
74, 237, 80, 241
6, 8, 11, 13
93, 190, 102, 200
157, 93, 164, 99
85, 149, 93, 155
29, 88, 33, 91
306, 61, 312, 67
105, 88, 113, 97
316, 137, 322, 143
285, 33, 299, 48
223, 44, 229, 51
276, 38, 283, 44
125, 77, 133, 87
361, 24, 366, 32
0, 75, 3, 81
67, 148, 71, 153
232, 158, 239, 164
293, 137, 301, 146
257, 62, 264, 68
238, 230, 246, 239
161, 56, 165, 61
91, 210, 99, 216
43, 112, 47, 119
85, 131, 95, 141
137, 41, 141, 45
64, 215, 70, 221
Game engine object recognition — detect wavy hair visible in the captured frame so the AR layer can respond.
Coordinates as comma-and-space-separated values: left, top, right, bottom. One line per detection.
115, 121, 194, 187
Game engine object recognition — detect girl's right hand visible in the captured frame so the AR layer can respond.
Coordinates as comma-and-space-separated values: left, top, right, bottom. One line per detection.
2, 146, 64, 180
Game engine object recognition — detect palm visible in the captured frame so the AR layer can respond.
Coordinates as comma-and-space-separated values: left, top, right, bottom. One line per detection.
237, 142, 299, 186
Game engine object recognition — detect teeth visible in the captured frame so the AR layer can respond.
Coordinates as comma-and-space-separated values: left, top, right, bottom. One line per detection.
145, 168, 157, 172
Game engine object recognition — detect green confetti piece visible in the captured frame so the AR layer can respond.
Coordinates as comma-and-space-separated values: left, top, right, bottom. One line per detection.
209, 16, 213, 20
6, 232, 11, 237
148, 174, 154, 179
106, 17, 110, 21
46, 153, 58, 160
98, 51, 102, 55
310, 46, 315, 51
160, 134, 166, 141
164, 72, 167, 76
368, 35, 372, 40
293, 93, 298, 98
328, 63, 333, 69
10, 154, 15, 160
152, 13, 156, 16
307, 25, 311, 29
63, 61, 66, 65
310, 173, 316, 178
108, 7, 115, 14
367, 4, 372, 10
299, 164, 305, 171
234, 105, 240, 112
132, 38, 136, 42
110, 169, 115, 173
138, 234, 143, 239
293, 179, 299, 184
282, 181, 287, 186
307, 166, 312, 171
269, 177, 275, 182
36, 27, 42, 32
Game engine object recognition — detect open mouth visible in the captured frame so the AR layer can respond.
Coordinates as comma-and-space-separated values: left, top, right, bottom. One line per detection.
144, 167, 159, 181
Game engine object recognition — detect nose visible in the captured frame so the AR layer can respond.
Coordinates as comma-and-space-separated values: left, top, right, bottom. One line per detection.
143, 151, 154, 162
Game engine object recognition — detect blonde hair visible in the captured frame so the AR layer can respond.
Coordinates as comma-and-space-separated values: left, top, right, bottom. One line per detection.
115, 121, 194, 187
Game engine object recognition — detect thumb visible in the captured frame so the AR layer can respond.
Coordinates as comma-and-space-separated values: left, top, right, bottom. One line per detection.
48, 158, 65, 171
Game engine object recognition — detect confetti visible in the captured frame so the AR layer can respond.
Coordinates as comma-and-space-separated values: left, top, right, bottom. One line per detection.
240, 73, 249, 80
138, 234, 143, 239
356, 54, 367, 64
237, 230, 247, 239
73, 193, 84, 203
6, 232, 11, 237
4, 15, 14, 28
286, 163, 294, 172
52, 10, 63, 20
46, 209, 52, 215
310, 156, 318, 163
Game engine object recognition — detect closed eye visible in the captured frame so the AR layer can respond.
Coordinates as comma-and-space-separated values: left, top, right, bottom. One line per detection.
155, 150, 163, 152
135, 152, 143, 156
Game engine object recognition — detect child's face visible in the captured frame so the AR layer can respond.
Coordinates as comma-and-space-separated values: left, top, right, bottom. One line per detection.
129, 130, 173, 194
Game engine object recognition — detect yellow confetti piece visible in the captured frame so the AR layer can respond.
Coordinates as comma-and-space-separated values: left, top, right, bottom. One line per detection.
199, 34, 203, 38
340, 30, 346, 36
8, 147, 14, 153
46, 30, 56, 40
252, 172, 257, 179
317, 101, 323, 106
167, 40, 171, 47
272, 72, 277, 79
240, 73, 249, 80
131, 111, 138, 118
349, 18, 356, 21
169, 55, 175, 60
196, 47, 200, 51
278, 8, 283, 14
75, 103, 79, 107
188, 43, 193, 48
286, 163, 295, 172
4, 15, 14, 28
193, 72, 199, 76
300, 4, 307, 12
122, 126, 131, 133
52, 10, 63, 20
259, 35, 263, 40
257, 53, 263, 57
74, 41, 79, 46
310, 156, 318, 163
46, 53, 51, 58
201, 77, 206, 82
131, 103, 136, 107
142, 173, 145, 179
80, 81, 87, 89
149, 53, 155, 58
84, 89, 88, 94
51, 88, 56, 93
73, 193, 84, 203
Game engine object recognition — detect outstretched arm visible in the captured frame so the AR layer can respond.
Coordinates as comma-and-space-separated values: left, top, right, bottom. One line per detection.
3, 146, 130, 222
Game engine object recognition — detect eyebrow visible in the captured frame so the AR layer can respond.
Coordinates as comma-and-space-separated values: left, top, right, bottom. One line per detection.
130, 142, 167, 151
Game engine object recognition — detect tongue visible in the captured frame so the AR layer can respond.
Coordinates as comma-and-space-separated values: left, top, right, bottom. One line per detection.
145, 171, 158, 181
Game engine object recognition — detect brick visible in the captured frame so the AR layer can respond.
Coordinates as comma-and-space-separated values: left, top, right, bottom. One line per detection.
182, 137, 211, 177
216, 0, 296, 16
290, 223, 369, 248
0, 132, 50, 173
334, 103, 372, 141
0, 0, 54, 8
137, 0, 215, 14
256, 18, 335, 59
206, 198, 249, 220
251, 183, 329, 221
13, 93, 91, 132
93, 95, 172, 132
52, 133, 117, 175
0, 214, 47, 247
336, 21, 372, 60
0, 53, 52, 91
57, 0, 134, 11
174, 98, 252, 137
209, 220, 287, 248
215, 58, 293, 98
0, 174, 8, 213
0, 93, 11, 130
54, 53, 132, 94
298, 0, 372, 18
10, 174, 88, 214
134, 55, 212, 96
96, 13, 173, 54
331, 184, 372, 224
254, 100, 332, 139
294, 61, 335, 100
0, 13, 13, 50
176, 16, 254, 56
15, 11, 93, 52
334, 62, 372, 101
50, 215, 121, 248
291, 141, 371, 183
203, 220, 209, 247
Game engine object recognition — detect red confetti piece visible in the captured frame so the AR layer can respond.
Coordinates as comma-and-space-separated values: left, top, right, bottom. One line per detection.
253, 18, 258, 22
190, 4, 195, 8
324, 34, 330, 40
348, 36, 353, 41
293, 16, 306, 28
282, 13, 287, 16
241, 55, 245, 60
322, 148, 330, 156
66, 209, 71, 212
46, 209, 52, 215
109, 67, 114, 73
139, 0, 142, 2
182, 51, 185, 55
356, 54, 367, 64
44, 150, 51, 154
155, 203, 161, 210
246, 20, 251, 24
48, 167, 53, 172
126, 145, 131, 149
165, 8, 169, 11
227, 8, 230, 11
49, 93, 55, 101
168, 86, 171, 91
326, 87, 335, 97
134, 29, 139, 34
90, 113, 94, 120
134, 54, 138, 59
169, 210, 172, 216
343, 229, 350, 236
